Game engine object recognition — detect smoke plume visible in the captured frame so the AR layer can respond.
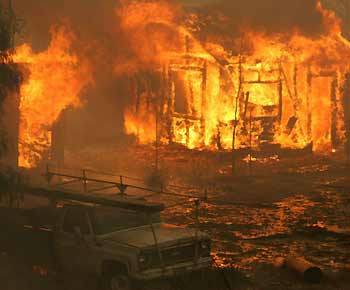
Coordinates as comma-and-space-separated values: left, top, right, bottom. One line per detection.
203, 0, 331, 37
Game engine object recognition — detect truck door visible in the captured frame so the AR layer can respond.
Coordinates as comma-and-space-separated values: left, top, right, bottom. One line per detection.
54, 207, 94, 275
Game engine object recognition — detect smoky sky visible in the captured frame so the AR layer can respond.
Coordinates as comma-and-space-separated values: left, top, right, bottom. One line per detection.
10, 0, 330, 46
10, 0, 120, 50
207, 0, 327, 36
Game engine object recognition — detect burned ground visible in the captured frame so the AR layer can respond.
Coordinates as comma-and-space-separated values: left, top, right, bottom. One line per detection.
26, 146, 350, 289
1, 145, 350, 289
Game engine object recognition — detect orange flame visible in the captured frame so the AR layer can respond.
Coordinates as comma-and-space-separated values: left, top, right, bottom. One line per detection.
121, 0, 350, 154
14, 25, 92, 168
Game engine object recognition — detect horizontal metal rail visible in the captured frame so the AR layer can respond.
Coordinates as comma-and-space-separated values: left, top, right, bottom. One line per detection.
44, 167, 275, 209
46, 170, 201, 200
46, 165, 204, 194
23, 187, 165, 213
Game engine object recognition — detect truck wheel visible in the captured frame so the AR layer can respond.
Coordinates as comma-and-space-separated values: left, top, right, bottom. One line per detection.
102, 273, 131, 290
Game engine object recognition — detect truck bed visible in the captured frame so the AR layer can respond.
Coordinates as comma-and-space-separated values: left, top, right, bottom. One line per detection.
0, 206, 59, 269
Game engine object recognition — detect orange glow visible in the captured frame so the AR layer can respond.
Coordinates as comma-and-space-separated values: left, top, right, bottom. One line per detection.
14, 25, 92, 168
121, 1, 350, 154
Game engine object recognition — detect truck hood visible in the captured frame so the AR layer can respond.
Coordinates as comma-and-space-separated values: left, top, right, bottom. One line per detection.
101, 224, 207, 248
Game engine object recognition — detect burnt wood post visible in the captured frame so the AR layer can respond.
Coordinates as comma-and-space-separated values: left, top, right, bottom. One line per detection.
293, 64, 298, 104
154, 83, 160, 172
232, 54, 243, 176
217, 67, 225, 150
201, 61, 207, 147
249, 109, 253, 176
331, 74, 338, 149
51, 111, 66, 168
278, 63, 283, 124
306, 69, 313, 144
167, 69, 175, 143
185, 118, 190, 147
343, 72, 350, 164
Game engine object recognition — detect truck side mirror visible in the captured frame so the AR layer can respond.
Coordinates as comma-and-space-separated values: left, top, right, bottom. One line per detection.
73, 226, 83, 242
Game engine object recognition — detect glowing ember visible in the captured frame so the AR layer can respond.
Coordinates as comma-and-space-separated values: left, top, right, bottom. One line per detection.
13, 25, 92, 168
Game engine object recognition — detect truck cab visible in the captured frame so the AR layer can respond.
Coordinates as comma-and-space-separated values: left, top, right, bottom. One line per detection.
54, 204, 212, 290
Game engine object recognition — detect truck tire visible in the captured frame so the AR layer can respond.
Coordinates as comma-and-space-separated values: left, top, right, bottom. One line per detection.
101, 272, 131, 290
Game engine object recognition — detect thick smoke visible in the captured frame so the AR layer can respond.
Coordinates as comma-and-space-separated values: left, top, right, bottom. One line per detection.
206, 0, 328, 37
11, 0, 118, 49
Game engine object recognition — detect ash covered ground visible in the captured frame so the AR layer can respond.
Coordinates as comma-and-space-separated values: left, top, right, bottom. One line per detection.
1, 144, 350, 290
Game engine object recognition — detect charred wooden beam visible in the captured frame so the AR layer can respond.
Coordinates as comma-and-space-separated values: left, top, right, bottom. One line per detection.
293, 64, 298, 103
278, 68, 283, 123
173, 112, 201, 121
311, 71, 336, 78
185, 118, 190, 147
216, 122, 223, 151
167, 69, 175, 143
243, 92, 250, 120
331, 75, 338, 148
242, 80, 280, 84
168, 65, 204, 72
251, 116, 279, 122
158, 66, 167, 141
306, 68, 313, 142
51, 112, 65, 168
201, 61, 207, 146
168, 55, 206, 67
343, 72, 350, 163
285, 116, 298, 136
232, 51, 243, 176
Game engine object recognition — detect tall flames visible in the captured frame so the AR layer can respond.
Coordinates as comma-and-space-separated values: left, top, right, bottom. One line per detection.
13, 26, 92, 168
121, 0, 350, 153
5, 0, 350, 169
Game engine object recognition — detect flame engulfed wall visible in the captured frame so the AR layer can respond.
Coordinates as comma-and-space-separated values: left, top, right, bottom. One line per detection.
13, 25, 92, 168
7, 0, 350, 170
122, 0, 350, 154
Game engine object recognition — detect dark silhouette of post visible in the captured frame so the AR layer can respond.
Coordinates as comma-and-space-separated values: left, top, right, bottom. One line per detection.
343, 73, 350, 164
155, 93, 159, 172
232, 39, 244, 176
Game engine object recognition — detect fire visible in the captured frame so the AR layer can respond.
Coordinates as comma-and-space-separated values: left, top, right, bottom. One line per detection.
121, 0, 350, 154
14, 25, 92, 168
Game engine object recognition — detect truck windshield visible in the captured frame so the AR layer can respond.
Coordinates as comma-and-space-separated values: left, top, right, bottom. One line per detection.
92, 207, 161, 235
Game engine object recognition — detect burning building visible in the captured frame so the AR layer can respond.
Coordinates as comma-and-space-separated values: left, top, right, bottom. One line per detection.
2, 0, 350, 170
122, 0, 350, 155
